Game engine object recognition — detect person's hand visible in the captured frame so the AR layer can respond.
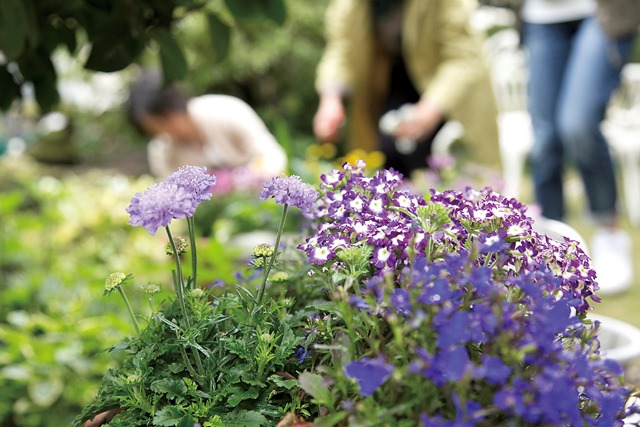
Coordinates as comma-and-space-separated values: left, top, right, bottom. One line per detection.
84, 408, 123, 427
394, 99, 444, 141
313, 92, 345, 143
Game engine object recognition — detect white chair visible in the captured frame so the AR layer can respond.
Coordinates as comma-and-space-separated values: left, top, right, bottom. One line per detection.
601, 63, 640, 226
484, 29, 534, 199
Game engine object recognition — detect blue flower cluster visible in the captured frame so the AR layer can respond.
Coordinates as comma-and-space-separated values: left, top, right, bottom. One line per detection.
346, 251, 629, 425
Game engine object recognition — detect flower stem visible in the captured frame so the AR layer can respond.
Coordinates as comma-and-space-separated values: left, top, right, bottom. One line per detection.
256, 204, 288, 304
165, 226, 191, 329
117, 286, 141, 335
187, 216, 198, 290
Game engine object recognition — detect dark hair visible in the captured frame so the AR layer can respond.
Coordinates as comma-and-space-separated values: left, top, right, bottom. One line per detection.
127, 70, 189, 130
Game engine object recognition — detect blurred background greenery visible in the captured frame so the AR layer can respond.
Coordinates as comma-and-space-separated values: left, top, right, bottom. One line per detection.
1, 1, 640, 426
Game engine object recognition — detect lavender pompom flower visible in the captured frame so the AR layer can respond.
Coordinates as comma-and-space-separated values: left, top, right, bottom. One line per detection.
166, 165, 216, 204
126, 166, 216, 235
260, 175, 318, 214
126, 182, 196, 234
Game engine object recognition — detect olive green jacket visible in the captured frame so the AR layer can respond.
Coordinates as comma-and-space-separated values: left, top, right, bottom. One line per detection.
316, 0, 501, 169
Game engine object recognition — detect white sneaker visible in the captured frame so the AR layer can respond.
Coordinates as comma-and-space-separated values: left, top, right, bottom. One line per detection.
591, 228, 634, 295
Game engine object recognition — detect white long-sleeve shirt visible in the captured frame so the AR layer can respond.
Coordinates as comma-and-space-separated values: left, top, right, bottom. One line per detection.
521, 0, 596, 24
147, 95, 287, 178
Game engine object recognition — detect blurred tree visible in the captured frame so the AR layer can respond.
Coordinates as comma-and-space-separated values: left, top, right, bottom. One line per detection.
0, 0, 287, 113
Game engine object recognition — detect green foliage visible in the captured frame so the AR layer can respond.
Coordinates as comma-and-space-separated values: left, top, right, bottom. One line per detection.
73, 287, 305, 426
0, 0, 289, 112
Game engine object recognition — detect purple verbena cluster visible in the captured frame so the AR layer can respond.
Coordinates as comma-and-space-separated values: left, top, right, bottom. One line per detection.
298, 162, 425, 271
429, 187, 598, 314
126, 166, 216, 234
300, 162, 598, 315
347, 250, 630, 425
260, 175, 318, 215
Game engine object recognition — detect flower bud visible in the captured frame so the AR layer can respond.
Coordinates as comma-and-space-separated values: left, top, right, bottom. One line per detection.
165, 237, 188, 256
269, 271, 290, 282
105, 272, 127, 293
190, 288, 204, 298
252, 243, 275, 258
140, 284, 160, 295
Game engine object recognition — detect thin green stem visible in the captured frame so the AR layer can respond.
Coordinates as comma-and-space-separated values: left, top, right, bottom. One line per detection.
187, 216, 198, 291
117, 286, 141, 335
256, 204, 289, 304
165, 226, 190, 329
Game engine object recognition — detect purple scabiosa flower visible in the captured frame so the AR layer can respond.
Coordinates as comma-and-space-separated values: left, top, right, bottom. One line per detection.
344, 356, 394, 397
166, 165, 216, 204
260, 175, 318, 214
126, 182, 196, 234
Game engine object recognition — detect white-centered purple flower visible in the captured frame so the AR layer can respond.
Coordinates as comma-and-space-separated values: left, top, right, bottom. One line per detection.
260, 175, 318, 214
344, 356, 394, 397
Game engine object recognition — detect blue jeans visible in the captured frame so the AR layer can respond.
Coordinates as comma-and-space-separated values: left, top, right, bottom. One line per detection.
524, 17, 634, 221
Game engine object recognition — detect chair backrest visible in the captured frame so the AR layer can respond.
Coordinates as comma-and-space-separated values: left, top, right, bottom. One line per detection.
607, 62, 640, 125
484, 29, 529, 113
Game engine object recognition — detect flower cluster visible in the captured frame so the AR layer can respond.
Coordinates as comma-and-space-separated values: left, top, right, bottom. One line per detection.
300, 162, 597, 315
340, 250, 628, 425
126, 166, 216, 234
298, 161, 425, 271
260, 175, 318, 215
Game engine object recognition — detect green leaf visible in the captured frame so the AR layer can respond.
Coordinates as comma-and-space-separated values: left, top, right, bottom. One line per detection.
85, 25, 143, 72
153, 406, 185, 426
298, 372, 330, 403
150, 28, 187, 86
224, 0, 287, 25
0, 67, 20, 111
226, 386, 259, 406
177, 414, 198, 427
0, 0, 29, 60
150, 377, 187, 401
268, 374, 298, 391
32, 76, 60, 113
221, 409, 268, 427
313, 412, 349, 427
206, 13, 230, 61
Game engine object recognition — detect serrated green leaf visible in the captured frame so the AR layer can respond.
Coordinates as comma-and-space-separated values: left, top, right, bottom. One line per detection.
150, 377, 188, 401
177, 414, 198, 427
0, 0, 29, 60
207, 13, 230, 61
153, 406, 184, 426
150, 28, 187, 86
221, 409, 268, 427
226, 386, 259, 406
268, 375, 298, 390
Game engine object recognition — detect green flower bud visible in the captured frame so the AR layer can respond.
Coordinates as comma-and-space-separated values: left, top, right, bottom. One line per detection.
252, 256, 265, 270
190, 288, 204, 298
105, 272, 127, 293
125, 374, 140, 383
252, 243, 275, 258
260, 333, 273, 343
140, 284, 160, 295
269, 271, 290, 282
165, 237, 188, 256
